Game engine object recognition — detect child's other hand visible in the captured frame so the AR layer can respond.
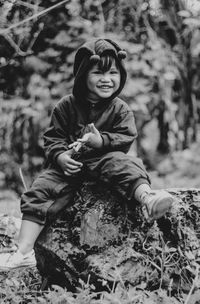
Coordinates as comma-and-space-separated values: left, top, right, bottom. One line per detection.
57, 150, 83, 176
77, 123, 103, 149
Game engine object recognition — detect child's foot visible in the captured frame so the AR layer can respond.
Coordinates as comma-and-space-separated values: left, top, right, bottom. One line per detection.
141, 190, 174, 221
0, 249, 36, 271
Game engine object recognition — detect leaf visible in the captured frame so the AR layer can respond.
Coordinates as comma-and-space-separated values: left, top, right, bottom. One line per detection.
177, 10, 191, 18
37, 297, 47, 303
127, 43, 144, 54
130, 60, 149, 72
51, 284, 65, 293
183, 17, 200, 27
5, 278, 14, 286
135, 94, 151, 104
11, 278, 20, 288
192, 42, 200, 57
164, 71, 176, 81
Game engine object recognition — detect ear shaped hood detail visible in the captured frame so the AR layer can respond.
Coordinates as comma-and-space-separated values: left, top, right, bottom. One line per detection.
89, 54, 101, 64
118, 50, 127, 59
72, 38, 127, 102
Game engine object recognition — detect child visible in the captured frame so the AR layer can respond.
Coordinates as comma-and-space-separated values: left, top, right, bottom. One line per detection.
0, 38, 174, 270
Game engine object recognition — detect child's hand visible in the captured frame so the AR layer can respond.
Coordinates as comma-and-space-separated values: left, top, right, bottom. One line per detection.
57, 150, 83, 176
68, 141, 82, 152
75, 123, 103, 149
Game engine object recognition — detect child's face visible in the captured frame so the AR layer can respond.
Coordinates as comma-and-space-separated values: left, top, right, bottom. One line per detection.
86, 60, 120, 102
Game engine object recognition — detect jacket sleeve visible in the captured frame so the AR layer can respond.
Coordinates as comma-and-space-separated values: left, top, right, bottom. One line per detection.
43, 105, 69, 164
101, 110, 137, 153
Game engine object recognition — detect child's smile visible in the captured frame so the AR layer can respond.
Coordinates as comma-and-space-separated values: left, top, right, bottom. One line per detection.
86, 61, 120, 102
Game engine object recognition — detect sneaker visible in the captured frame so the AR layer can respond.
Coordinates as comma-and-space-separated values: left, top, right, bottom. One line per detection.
0, 249, 36, 271
141, 190, 174, 221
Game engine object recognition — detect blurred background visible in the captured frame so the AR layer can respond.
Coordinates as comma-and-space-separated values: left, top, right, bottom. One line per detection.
1, 0, 200, 209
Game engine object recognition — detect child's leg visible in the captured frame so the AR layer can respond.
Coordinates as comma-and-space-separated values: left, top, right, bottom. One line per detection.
0, 168, 81, 270
85, 151, 151, 201
18, 220, 44, 255
134, 183, 152, 202
0, 220, 43, 270
86, 151, 173, 221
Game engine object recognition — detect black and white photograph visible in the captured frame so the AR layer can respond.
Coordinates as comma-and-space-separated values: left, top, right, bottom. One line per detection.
0, 0, 200, 303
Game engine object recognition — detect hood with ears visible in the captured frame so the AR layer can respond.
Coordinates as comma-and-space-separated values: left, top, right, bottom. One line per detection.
72, 38, 127, 102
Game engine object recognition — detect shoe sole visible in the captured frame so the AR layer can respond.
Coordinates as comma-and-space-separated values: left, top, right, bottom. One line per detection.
0, 263, 36, 272
151, 196, 173, 220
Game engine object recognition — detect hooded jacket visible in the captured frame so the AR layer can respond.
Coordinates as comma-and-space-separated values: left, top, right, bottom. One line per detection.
43, 38, 137, 166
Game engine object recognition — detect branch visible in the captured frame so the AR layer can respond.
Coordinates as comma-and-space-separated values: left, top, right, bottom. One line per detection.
14, 0, 43, 11
4, 34, 32, 56
0, 0, 70, 35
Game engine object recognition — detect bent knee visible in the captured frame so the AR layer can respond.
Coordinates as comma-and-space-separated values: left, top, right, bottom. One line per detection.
103, 151, 126, 161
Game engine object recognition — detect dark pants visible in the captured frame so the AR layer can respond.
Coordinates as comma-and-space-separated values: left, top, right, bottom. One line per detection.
21, 151, 150, 225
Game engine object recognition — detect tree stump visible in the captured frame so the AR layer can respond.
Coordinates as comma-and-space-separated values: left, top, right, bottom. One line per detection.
36, 183, 200, 297
35, 181, 137, 291
1, 184, 200, 301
